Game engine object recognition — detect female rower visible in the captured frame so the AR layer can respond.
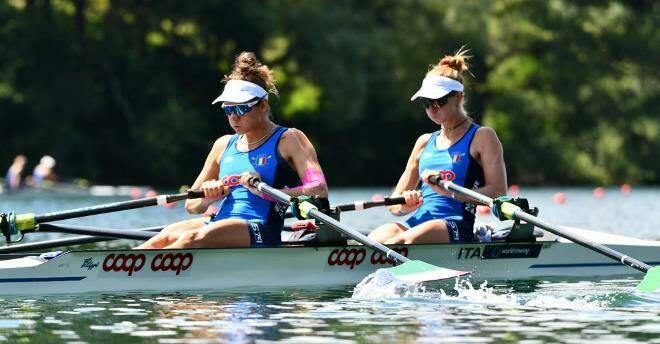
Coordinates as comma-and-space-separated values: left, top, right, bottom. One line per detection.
136, 52, 328, 249
368, 48, 507, 245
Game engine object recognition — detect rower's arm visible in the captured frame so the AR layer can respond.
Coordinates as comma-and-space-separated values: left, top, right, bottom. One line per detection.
388, 134, 430, 216
278, 128, 328, 197
469, 127, 507, 200
185, 135, 231, 214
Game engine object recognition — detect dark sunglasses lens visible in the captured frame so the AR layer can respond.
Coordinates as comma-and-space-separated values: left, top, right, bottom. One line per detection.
421, 98, 432, 109
223, 104, 251, 116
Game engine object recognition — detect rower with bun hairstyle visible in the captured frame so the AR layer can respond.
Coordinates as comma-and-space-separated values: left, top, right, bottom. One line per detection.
137, 52, 328, 249
368, 47, 507, 244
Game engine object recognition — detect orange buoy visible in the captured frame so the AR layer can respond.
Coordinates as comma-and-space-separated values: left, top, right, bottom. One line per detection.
593, 187, 605, 199
552, 192, 566, 204
620, 183, 631, 196
508, 184, 520, 197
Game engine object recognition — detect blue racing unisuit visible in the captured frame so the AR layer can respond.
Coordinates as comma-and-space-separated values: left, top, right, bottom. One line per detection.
213, 126, 298, 246
402, 123, 485, 242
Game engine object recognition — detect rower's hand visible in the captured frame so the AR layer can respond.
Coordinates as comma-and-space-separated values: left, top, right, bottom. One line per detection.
421, 169, 452, 198
239, 172, 263, 197
390, 190, 423, 215
200, 179, 228, 205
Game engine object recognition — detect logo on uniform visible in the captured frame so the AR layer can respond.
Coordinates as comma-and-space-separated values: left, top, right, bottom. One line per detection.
251, 154, 272, 167
452, 152, 465, 163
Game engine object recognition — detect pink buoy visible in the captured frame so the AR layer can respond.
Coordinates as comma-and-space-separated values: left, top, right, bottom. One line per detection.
477, 205, 491, 215
620, 183, 631, 196
552, 192, 566, 204
130, 187, 143, 199
508, 184, 520, 197
593, 187, 605, 199
371, 193, 385, 202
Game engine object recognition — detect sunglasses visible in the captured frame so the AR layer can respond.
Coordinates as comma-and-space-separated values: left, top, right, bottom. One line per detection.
221, 98, 262, 116
420, 92, 453, 109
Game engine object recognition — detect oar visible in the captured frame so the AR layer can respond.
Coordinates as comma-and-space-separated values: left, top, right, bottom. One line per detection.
0, 225, 165, 254
429, 177, 660, 292
0, 190, 204, 242
248, 178, 470, 283
284, 197, 406, 218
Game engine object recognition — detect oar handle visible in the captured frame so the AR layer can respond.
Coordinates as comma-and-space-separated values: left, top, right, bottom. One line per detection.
284, 197, 406, 218
248, 177, 410, 264
336, 197, 406, 211
428, 176, 492, 206
431, 178, 652, 274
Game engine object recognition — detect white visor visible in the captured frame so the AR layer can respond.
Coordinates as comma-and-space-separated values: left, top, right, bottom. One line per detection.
211, 79, 268, 104
410, 75, 463, 101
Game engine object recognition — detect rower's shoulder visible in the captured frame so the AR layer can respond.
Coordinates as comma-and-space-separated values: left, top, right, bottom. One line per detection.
474, 125, 500, 142
211, 135, 233, 153
413, 133, 433, 150
280, 127, 312, 145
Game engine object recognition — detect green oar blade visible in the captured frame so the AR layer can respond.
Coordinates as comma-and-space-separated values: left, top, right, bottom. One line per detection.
636, 266, 660, 292
386, 260, 470, 283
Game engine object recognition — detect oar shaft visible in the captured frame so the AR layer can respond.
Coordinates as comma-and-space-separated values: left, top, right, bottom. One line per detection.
512, 210, 650, 273
37, 223, 157, 240
435, 179, 652, 274
0, 226, 164, 253
252, 180, 409, 264
35, 191, 204, 224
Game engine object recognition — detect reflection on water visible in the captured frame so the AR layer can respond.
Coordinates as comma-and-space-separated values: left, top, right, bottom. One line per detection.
0, 283, 658, 343
0, 188, 659, 342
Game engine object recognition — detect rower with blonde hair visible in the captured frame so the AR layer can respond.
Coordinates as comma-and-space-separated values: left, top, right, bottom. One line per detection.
369, 48, 507, 244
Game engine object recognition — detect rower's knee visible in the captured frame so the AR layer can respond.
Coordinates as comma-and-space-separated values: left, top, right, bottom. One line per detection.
169, 228, 210, 248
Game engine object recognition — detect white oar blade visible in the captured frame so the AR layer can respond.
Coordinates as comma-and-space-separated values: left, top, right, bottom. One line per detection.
386, 260, 470, 283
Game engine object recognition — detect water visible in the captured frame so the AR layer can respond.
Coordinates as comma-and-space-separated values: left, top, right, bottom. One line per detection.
0, 187, 659, 343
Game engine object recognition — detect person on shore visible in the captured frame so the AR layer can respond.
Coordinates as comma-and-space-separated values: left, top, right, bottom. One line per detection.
136, 52, 328, 249
31, 155, 57, 186
368, 48, 507, 244
5, 155, 27, 192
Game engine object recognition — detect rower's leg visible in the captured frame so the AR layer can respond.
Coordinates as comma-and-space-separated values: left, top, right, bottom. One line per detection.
164, 219, 251, 249
384, 219, 450, 244
134, 218, 206, 249
368, 222, 407, 243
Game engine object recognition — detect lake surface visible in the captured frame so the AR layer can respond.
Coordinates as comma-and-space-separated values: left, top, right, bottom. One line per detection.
0, 186, 659, 343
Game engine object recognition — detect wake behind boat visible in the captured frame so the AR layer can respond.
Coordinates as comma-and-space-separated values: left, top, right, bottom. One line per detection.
0, 223, 658, 295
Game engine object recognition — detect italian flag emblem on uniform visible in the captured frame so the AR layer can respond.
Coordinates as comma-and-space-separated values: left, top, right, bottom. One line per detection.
251, 154, 272, 167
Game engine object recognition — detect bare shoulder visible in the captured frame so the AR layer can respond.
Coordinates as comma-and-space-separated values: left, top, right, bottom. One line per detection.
474, 126, 501, 143
282, 127, 308, 141
413, 133, 432, 151
208, 135, 233, 161
280, 128, 313, 148
212, 135, 233, 151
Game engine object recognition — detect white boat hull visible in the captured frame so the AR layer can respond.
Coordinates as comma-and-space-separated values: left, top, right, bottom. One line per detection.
0, 227, 658, 295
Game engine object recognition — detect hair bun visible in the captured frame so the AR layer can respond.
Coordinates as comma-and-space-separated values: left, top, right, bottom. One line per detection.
439, 54, 468, 73
225, 51, 278, 96
427, 46, 471, 83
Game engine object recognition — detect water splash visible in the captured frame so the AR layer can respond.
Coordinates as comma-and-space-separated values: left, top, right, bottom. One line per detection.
351, 269, 423, 300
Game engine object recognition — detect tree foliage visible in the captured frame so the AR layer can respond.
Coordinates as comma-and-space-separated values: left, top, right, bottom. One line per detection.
0, 0, 657, 186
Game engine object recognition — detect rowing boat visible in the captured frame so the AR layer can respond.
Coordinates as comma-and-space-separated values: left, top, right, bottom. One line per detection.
0, 226, 657, 295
